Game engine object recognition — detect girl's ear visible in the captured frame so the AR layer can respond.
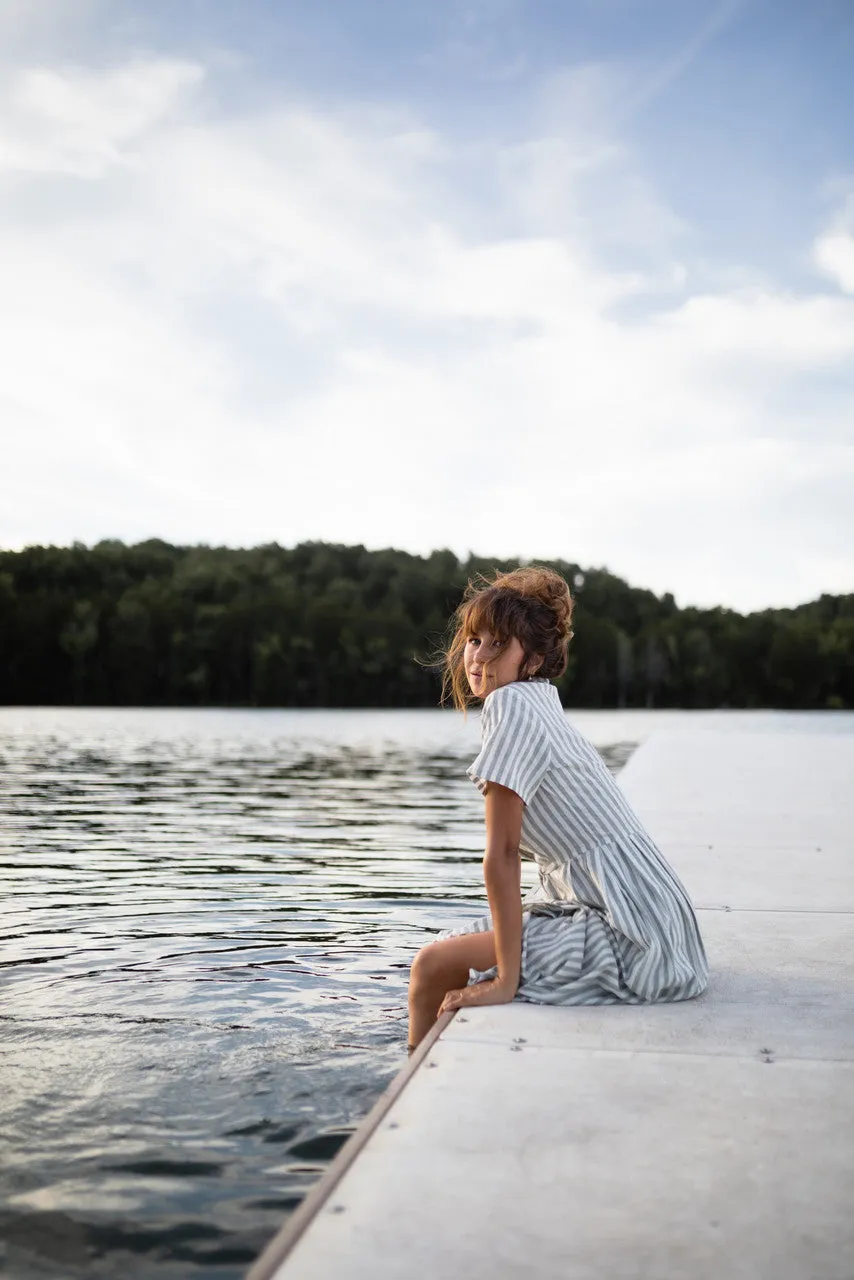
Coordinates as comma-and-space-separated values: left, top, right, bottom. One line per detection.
524, 653, 544, 678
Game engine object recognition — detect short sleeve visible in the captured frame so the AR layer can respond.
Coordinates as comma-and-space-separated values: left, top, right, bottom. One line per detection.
466, 685, 551, 805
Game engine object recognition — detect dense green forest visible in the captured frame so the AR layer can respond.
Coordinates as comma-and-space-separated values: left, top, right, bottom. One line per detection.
0, 540, 851, 709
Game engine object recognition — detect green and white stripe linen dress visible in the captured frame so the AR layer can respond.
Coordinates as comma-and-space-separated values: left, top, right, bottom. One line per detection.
441, 677, 708, 1004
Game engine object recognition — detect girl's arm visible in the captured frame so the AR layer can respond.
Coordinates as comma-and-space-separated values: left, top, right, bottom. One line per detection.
482, 782, 524, 991
439, 781, 524, 1012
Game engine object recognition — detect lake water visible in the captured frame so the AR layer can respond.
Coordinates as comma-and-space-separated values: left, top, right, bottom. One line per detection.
2, 706, 853, 1278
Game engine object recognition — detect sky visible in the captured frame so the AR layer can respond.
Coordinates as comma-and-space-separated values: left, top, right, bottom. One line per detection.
1, 0, 853, 613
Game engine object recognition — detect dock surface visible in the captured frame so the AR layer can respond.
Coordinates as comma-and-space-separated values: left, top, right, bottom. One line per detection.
248, 731, 854, 1280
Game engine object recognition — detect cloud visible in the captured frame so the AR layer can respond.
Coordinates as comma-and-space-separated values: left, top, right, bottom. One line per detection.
813, 197, 854, 295
0, 58, 203, 176
0, 52, 852, 612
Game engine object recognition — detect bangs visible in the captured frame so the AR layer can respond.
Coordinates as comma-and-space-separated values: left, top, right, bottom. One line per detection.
461, 588, 523, 641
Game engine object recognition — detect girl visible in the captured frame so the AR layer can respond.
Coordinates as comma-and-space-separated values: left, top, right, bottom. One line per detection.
407, 565, 708, 1050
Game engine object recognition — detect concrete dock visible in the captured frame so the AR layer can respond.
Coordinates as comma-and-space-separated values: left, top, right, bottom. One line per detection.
247, 731, 854, 1280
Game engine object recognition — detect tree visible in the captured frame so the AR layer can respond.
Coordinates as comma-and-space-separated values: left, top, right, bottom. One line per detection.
0, 540, 849, 709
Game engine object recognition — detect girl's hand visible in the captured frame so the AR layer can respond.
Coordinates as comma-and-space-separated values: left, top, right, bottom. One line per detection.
438, 978, 516, 1015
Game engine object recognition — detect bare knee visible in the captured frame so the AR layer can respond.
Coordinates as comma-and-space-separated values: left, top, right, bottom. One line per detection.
409, 942, 445, 995
409, 939, 470, 1004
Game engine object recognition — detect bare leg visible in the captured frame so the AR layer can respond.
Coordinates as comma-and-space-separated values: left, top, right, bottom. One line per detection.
407, 931, 497, 1049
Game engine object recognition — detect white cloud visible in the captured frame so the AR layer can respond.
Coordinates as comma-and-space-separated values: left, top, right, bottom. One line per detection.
0, 58, 203, 175
1, 54, 852, 612
814, 199, 854, 295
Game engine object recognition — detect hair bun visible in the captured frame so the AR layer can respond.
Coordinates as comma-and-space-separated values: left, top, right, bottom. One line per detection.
490, 565, 574, 639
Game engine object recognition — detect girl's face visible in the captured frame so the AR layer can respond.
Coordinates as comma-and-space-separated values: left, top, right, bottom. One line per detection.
463, 628, 536, 699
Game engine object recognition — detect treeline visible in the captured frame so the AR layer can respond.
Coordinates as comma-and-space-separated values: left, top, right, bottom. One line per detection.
0, 540, 851, 709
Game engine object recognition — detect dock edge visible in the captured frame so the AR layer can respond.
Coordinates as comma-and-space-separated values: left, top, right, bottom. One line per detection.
245, 1010, 456, 1280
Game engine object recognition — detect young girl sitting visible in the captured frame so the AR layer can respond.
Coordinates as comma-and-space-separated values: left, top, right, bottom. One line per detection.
408, 565, 708, 1050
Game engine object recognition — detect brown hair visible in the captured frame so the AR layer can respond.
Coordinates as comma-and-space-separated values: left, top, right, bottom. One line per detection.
441, 565, 575, 711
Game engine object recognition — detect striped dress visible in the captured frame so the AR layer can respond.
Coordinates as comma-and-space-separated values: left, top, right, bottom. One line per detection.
440, 678, 708, 1004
